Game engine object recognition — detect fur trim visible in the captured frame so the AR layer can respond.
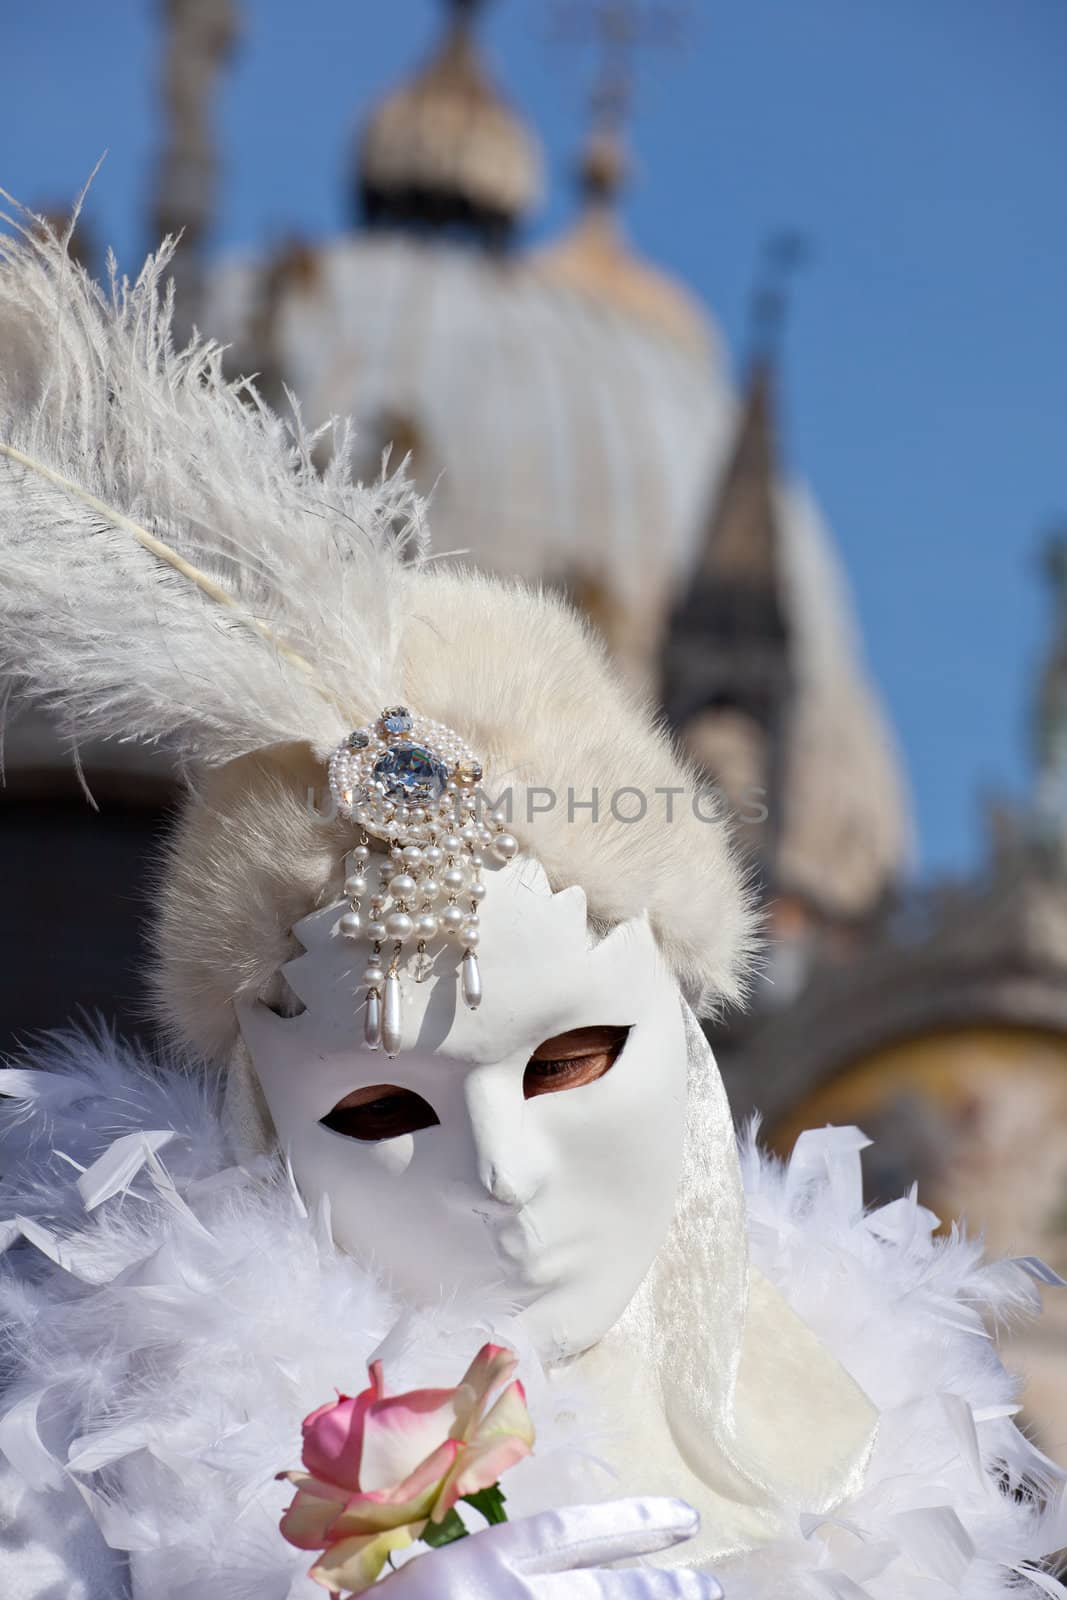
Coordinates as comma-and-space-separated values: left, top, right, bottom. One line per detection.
0, 209, 755, 1062
401, 569, 756, 1019
156, 571, 756, 1060
0, 1033, 1063, 1599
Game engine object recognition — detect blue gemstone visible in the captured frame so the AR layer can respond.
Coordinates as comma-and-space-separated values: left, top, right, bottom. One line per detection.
372, 742, 448, 802
381, 705, 413, 736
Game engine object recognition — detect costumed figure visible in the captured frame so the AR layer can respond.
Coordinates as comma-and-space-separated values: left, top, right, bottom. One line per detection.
0, 206, 1064, 1600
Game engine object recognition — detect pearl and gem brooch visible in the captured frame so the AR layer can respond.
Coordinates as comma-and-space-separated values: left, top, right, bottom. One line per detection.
327, 708, 519, 1055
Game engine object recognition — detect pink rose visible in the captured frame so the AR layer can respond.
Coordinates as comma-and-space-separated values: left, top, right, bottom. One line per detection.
279, 1343, 535, 1594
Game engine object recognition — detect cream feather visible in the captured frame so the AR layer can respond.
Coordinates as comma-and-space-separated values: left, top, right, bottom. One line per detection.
0, 202, 425, 765
0, 440, 325, 686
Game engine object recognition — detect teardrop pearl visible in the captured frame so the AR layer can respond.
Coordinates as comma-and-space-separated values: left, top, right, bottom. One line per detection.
364, 987, 382, 1051
461, 949, 482, 1011
382, 971, 403, 1056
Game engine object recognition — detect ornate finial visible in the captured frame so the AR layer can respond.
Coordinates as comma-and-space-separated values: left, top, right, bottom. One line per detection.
1032, 526, 1067, 850
443, 0, 489, 38
578, 127, 629, 203
538, 0, 710, 350
552, 1, 689, 202
747, 230, 809, 368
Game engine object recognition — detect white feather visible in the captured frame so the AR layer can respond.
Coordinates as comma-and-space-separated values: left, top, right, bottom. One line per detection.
0, 1033, 1063, 1599
74, 1130, 176, 1211
0, 201, 427, 765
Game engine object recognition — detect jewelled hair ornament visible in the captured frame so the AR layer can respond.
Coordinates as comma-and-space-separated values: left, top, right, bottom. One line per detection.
327, 707, 520, 1056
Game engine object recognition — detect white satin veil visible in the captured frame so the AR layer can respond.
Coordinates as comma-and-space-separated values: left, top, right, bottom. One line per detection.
571, 1003, 877, 1564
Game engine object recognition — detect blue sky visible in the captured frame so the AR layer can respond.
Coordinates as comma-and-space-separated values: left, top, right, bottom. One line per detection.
3, 0, 1065, 880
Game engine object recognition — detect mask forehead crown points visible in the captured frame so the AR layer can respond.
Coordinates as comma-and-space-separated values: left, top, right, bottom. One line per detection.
277, 862, 660, 1060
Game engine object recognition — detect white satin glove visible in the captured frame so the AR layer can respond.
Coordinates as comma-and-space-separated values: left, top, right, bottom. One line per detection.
379, 1498, 723, 1599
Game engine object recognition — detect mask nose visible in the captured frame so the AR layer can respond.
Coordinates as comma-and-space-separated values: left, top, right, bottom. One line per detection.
481, 1162, 527, 1209
465, 1068, 545, 1211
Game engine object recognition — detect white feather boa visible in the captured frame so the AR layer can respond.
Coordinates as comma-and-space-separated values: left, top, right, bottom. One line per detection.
0, 1027, 1064, 1600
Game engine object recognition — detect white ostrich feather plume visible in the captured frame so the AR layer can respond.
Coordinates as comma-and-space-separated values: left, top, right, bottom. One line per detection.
0, 197, 426, 767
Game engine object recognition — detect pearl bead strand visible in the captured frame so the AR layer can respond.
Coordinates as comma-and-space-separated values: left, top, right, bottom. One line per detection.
327, 707, 523, 1048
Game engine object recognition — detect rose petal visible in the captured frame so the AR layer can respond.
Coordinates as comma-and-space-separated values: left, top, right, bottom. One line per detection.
431, 1381, 535, 1521
432, 1434, 533, 1521
280, 1471, 344, 1493
302, 1364, 384, 1491
472, 1380, 535, 1452
450, 1344, 519, 1441
457, 1431, 533, 1498
358, 1386, 459, 1493
280, 1479, 348, 1552
331, 1440, 459, 1536
309, 1525, 418, 1595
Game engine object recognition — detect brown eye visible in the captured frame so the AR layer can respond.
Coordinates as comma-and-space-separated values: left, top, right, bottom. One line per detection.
523, 1026, 631, 1100
320, 1085, 439, 1142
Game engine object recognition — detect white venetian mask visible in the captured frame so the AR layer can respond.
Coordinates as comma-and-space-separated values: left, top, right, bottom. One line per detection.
235, 855, 689, 1360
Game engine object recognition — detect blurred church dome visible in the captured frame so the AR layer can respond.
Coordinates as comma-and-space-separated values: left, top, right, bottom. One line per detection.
201, 0, 908, 915
535, 129, 711, 352
356, 0, 542, 247
210, 227, 730, 685
208, 44, 736, 686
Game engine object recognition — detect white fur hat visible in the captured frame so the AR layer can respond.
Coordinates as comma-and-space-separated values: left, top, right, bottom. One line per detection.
0, 210, 755, 1062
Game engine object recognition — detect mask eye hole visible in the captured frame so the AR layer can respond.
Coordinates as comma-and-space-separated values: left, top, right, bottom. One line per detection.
259, 972, 307, 1018
524, 1025, 631, 1100
320, 1085, 440, 1143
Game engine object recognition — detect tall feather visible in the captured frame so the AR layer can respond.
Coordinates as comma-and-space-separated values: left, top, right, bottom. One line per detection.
0, 200, 426, 766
